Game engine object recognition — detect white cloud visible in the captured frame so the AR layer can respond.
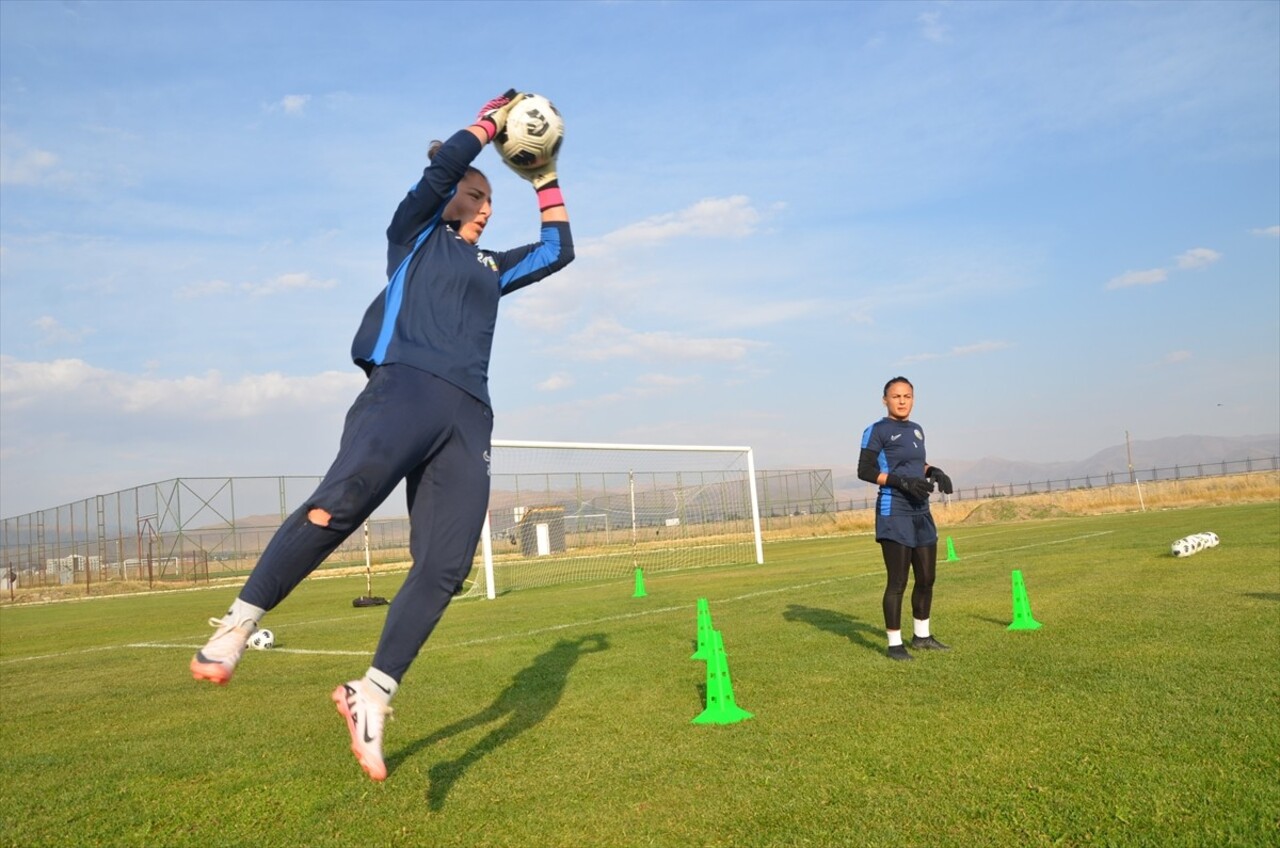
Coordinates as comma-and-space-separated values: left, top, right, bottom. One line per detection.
243, 272, 337, 296
537, 373, 573, 392
900, 340, 1012, 365
1106, 268, 1168, 290
176, 273, 335, 299
176, 279, 234, 299
1251, 225, 1280, 238
562, 317, 764, 363
635, 373, 701, 389
0, 356, 361, 418
579, 196, 764, 257
277, 94, 312, 115
917, 11, 949, 43
0, 143, 60, 186
1175, 248, 1221, 270
1162, 350, 1192, 364
33, 316, 93, 345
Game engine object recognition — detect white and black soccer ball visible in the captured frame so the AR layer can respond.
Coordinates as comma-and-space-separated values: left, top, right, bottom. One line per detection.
1204, 531, 1220, 547
249, 628, 275, 650
1170, 538, 1194, 558
495, 94, 564, 169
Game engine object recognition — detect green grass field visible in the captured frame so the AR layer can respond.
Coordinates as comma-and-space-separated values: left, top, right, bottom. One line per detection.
2, 503, 1277, 848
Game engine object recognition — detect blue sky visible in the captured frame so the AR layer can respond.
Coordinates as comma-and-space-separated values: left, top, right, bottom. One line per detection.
1, 0, 1277, 517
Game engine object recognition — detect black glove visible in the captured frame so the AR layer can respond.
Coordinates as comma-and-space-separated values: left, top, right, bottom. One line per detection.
886, 474, 933, 501
927, 466, 954, 495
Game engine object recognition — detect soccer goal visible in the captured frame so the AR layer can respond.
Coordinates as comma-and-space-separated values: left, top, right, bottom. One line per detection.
458, 441, 764, 599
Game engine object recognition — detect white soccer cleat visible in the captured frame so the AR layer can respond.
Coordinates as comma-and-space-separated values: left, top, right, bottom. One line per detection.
332, 681, 393, 782
190, 614, 257, 685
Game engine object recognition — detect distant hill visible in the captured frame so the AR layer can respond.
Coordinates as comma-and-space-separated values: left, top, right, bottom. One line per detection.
831, 433, 1279, 501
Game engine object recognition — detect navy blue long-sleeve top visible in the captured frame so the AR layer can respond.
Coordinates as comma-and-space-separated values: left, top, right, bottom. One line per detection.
350, 129, 574, 407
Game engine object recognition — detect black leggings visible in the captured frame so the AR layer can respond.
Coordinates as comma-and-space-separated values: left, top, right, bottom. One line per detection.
880, 540, 938, 630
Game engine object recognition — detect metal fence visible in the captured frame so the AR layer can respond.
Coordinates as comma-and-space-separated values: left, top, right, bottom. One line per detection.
832, 456, 1279, 512
1, 458, 1272, 595
0, 468, 833, 593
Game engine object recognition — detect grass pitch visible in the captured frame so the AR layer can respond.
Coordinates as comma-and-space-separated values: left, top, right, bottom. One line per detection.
1, 502, 1277, 848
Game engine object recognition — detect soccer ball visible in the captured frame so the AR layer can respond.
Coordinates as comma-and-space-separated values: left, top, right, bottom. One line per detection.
495, 93, 564, 169
249, 628, 275, 650
1170, 538, 1194, 558
1204, 531, 1220, 547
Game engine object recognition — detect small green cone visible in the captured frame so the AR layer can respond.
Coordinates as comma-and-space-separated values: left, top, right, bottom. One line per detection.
691, 598, 713, 660
692, 630, 753, 725
1008, 569, 1042, 630
945, 536, 960, 562
632, 567, 647, 598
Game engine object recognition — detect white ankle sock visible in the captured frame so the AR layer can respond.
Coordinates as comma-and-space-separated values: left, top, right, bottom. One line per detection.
363, 667, 398, 706
914, 618, 930, 639
886, 630, 903, 647
227, 598, 266, 627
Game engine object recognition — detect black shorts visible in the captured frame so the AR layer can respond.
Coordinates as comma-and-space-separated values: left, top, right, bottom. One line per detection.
875, 511, 938, 548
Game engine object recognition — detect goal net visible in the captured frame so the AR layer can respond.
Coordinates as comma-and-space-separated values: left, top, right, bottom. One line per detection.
458, 441, 763, 599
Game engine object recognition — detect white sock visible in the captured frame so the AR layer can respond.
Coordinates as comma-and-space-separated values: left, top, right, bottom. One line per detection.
914, 618, 930, 639
227, 598, 266, 627
886, 630, 903, 647
363, 667, 398, 706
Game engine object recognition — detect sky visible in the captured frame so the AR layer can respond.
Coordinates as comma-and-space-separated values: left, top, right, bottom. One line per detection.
1, 0, 1278, 518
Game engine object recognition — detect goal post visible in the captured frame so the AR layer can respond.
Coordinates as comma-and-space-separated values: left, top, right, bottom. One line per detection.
462, 441, 764, 600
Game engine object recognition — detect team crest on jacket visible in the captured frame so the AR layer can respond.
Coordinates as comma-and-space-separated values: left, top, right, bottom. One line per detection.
477, 252, 498, 273
915, 429, 924, 441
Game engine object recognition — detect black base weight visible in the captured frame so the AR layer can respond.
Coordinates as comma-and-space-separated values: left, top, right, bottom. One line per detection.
352, 595, 388, 608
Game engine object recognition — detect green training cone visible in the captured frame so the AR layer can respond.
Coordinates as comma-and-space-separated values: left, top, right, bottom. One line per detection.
692, 630, 753, 725
691, 597, 713, 660
1008, 569, 1042, 631
632, 567, 647, 598
945, 536, 960, 562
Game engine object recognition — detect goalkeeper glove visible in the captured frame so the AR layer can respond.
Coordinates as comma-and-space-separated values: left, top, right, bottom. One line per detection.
886, 474, 933, 501
926, 466, 954, 495
473, 89, 526, 143
506, 156, 563, 211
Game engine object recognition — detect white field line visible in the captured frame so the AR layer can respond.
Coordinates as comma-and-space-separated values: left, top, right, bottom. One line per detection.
0, 530, 1111, 666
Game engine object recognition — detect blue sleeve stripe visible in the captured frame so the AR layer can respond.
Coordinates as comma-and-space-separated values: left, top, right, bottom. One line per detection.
498, 226, 563, 291
369, 217, 439, 364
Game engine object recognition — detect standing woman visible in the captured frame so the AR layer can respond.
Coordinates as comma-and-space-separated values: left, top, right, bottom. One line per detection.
857, 377, 954, 661
189, 90, 575, 781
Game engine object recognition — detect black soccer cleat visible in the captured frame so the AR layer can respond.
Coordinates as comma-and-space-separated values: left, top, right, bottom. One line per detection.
886, 644, 913, 662
910, 635, 951, 651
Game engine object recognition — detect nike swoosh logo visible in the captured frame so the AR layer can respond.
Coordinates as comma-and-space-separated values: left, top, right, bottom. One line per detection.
363, 724, 376, 744
890, 434, 902, 441
371, 680, 391, 695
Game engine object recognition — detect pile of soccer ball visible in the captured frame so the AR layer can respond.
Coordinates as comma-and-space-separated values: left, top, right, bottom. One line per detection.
1170, 532, 1219, 558
494, 93, 564, 170
249, 628, 275, 650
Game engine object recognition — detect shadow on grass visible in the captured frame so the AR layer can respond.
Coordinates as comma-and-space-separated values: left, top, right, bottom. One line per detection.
391, 633, 610, 809
972, 615, 1012, 628
1244, 592, 1280, 602
781, 604, 883, 656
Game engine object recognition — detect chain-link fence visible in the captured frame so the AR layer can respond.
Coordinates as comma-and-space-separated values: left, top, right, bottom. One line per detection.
0, 469, 833, 594
2, 459, 1272, 596
832, 456, 1279, 512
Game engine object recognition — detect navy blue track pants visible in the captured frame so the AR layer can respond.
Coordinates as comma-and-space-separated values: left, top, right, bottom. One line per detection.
239, 363, 492, 681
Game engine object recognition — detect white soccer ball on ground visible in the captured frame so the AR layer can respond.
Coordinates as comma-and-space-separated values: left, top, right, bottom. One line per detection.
1204, 531, 1220, 547
249, 628, 275, 650
495, 93, 564, 170
1170, 538, 1194, 558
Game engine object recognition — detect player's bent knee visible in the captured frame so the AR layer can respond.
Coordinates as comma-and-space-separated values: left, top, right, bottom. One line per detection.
308, 508, 333, 527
